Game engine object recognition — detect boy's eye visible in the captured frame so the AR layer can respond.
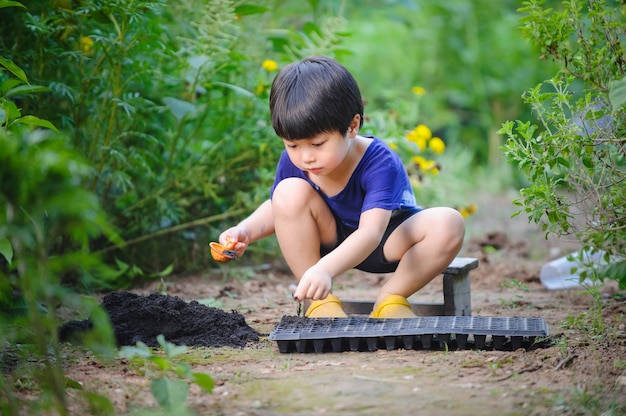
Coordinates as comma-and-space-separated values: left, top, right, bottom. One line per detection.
312, 141, 325, 147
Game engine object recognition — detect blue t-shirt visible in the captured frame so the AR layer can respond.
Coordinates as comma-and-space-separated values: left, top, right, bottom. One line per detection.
270, 137, 418, 229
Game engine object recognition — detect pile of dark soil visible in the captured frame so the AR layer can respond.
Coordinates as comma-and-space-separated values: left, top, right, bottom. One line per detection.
60, 291, 259, 348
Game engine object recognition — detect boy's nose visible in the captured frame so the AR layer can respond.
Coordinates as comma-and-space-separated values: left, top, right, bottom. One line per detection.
301, 150, 315, 163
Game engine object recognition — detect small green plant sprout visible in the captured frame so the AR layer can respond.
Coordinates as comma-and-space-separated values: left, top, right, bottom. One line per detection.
119, 335, 214, 415
560, 284, 607, 339
614, 359, 626, 372
112, 259, 174, 290
499, 278, 530, 308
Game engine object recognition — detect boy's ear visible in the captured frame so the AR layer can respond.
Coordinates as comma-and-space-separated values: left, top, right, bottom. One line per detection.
348, 114, 360, 137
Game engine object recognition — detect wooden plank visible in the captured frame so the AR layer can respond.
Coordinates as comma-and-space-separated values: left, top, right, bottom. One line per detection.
442, 258, 476, 316
443, 272, 472, 316
443, 257, 479, 275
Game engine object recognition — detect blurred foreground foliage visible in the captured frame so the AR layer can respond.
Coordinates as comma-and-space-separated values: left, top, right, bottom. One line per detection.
0, 127, 118, 415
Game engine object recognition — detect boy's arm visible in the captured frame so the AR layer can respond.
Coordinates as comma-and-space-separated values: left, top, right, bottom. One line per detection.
219, 200, 274, 258
237, 199, 275, 243
319, 207, 391, 275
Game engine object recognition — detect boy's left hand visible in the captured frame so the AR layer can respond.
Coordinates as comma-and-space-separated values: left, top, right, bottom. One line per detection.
293, 264, 333, 301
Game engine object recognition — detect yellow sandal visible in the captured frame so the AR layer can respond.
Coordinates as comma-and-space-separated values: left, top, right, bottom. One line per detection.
370, 294, 417, 319
305, 294, 348, 318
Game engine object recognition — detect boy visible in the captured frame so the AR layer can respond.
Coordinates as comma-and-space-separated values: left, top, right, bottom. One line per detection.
217, 56, 465, 318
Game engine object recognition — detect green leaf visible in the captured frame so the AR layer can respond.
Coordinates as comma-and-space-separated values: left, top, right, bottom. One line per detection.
83, 391, 116, 416
0, 1, 26, 9
212, 82, 255, 98
119, 342, 153, 359
163, 97, 196, 121
1, 78, 23, 95
157, 334, 187, 357
234, 5, 269, 16
154, 263, 174, 278
0, 238, 12, 264
174, 363, 192, 379
0, 57, 27, 83
4, 84, 50, 98
114, 258, 130, 274
13, 115, 58, 132
65, 377, 84, 389
192, 372, 214, 393
609, 76, 626, 114
303, 21, 322, 37
150, 355, 170, 371
150, 379, 189, 411
556, 157, 570, 168
81, 304, 117, 359
603, 259, 626, 290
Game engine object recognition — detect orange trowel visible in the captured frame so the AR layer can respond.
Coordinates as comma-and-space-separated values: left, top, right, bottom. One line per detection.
209, 239, 237, 262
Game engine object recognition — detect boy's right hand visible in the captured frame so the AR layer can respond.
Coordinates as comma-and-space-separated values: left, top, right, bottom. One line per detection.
218, 227, 249, 259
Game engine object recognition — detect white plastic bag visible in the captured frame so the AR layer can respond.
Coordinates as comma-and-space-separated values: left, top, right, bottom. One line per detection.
540, 249, 606, 290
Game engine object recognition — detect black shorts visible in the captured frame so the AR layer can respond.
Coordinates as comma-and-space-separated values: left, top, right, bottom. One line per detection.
320, 207, 422, 274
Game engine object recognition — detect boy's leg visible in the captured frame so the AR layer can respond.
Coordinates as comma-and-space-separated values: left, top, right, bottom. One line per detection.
272, 178, 338, 278
272, 178, 347, 318
374, 207, 465, 315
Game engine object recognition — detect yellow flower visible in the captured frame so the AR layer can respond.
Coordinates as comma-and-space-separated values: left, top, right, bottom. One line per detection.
411, 155, 440, 175
256, 84, 265, 95
262, 59, 278, 72
80, 36, 94, 54
406, 130, 424, 151
421, 159, 437, 172
458, 203, 478, 219
406, 124, 432, 152
411, 155, 427, 166
388, 142, 398, 150
406, 129, 418, 143
414, 124, 432, 140
412, 86, 426, 96
428, 137, 446, 155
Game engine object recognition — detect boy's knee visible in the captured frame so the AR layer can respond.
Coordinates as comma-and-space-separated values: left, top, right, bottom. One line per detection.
272, 178, 314, 214
446, 207, 466, 236
432, 207, 465, 249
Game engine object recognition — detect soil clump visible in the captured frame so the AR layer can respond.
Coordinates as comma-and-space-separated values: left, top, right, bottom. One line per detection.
60, 291, 259, 348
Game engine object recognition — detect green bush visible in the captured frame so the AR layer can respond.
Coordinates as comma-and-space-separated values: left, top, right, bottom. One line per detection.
500, 0, 626, 287
0, 1, 368, 280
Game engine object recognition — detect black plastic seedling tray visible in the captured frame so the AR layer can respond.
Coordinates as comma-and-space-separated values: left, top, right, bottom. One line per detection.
269, 316, 550, 353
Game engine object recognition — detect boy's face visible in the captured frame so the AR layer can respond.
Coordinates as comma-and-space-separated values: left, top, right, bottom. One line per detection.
282, 130, 354, 178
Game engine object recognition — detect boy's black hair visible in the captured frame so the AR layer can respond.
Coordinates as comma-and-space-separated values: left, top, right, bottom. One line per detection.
269, 56, 364, 140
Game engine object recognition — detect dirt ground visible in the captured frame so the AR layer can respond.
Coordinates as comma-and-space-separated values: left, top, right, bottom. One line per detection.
62, 190, 626, 416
